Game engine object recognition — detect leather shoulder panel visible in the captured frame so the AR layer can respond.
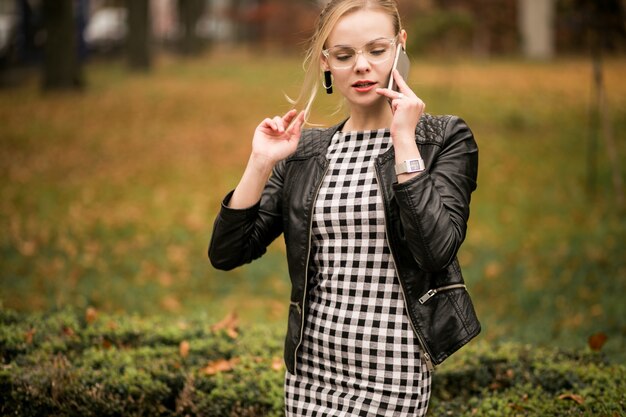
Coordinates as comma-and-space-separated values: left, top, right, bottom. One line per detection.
416, 114, 453, 146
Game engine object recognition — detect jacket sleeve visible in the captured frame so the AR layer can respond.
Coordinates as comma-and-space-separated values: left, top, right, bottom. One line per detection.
208, 160, 286, 270
392, 116, 478, 272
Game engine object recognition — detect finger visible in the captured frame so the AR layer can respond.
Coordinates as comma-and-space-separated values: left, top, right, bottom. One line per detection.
273, 116, 285, 133
377, 87, 411, 103
392, 69, 413, 95
281, 109, 298, 131
282, 109, 297, 124
260, 118, 278, 131
285, 109, 305, 132
289, 110, 305, 135
375, 87, 397, 100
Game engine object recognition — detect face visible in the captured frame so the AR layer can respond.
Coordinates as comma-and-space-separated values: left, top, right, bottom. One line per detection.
322, 8, 406, 109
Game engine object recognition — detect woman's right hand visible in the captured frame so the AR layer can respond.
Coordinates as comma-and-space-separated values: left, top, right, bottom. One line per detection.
228, 109, 305, 209
251, 109, 305, 166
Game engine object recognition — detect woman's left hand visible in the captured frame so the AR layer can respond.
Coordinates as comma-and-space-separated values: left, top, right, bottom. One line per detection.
376, 69, 425, 145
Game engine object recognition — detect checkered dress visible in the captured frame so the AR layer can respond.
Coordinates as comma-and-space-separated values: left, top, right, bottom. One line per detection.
284, 129, 432, 416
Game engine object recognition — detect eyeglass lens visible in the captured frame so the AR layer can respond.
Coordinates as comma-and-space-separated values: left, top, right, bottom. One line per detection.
327, 39, 395, 69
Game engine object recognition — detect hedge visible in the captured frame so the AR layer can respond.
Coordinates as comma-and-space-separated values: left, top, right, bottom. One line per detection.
1, 308, 624, 416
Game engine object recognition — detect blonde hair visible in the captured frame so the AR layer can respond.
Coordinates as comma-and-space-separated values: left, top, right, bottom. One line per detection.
291, 0, 403, 123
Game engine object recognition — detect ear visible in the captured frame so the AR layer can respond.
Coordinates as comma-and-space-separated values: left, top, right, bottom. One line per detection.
399, 29, 408, 49
321, 55, 331, 72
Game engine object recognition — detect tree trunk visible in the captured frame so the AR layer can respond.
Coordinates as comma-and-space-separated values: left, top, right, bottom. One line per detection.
589, 52, 624, 209
517, 0, 555, 59
127, 0, 151, 71
41, 0, 83, 90
177, 0, 206, 55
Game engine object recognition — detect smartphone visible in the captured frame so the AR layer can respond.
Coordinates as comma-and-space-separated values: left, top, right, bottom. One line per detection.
387, 44, 410, 92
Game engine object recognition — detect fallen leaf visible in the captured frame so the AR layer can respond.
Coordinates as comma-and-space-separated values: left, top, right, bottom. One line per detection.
161, 295, 181, 312
509, 403, 527, 412
211, 311, 239, 339
85, 307, 98, 324
489, 382, 502, 390
558, 393, 585, 405
179, 340, 190, 358
588, 332, 608, 352
271, 357, 284, 371
19, 240, 37, 256
158, 271, 174, 287
203, 358, 240, 375
484, 261, 502, 280
24, 328, 36, 344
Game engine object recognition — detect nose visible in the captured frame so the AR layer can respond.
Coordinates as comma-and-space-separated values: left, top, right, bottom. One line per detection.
353, 51, 371, 72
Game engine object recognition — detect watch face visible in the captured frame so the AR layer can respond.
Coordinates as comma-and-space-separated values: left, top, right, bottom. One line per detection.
395, 159, 425, 175
408, 160, 421, 171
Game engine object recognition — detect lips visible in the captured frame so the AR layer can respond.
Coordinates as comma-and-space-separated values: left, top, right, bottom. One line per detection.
352, 80, 377, 88
352, 80, 378, 93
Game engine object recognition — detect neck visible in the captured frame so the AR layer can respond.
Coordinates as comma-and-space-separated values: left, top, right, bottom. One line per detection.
343, 100, 393, 132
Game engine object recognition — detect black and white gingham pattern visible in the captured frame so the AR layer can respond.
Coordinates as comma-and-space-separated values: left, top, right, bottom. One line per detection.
285, 129, 432, 417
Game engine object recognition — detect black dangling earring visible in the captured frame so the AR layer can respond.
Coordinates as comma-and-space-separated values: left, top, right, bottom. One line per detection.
323, 70, 333, 94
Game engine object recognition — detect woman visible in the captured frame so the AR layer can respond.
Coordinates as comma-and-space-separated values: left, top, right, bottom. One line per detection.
209, 0, 480, 415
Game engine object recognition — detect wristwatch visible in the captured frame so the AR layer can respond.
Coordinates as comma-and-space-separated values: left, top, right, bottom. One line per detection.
395, 158, 426, 175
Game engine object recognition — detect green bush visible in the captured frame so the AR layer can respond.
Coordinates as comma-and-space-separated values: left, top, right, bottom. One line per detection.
1, 308, 624, 416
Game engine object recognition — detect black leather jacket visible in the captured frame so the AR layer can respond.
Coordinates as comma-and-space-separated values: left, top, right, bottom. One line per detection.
209, 114, 480, 374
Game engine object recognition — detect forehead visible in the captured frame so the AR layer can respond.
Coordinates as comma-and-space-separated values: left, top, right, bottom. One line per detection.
326, 8, 395, 47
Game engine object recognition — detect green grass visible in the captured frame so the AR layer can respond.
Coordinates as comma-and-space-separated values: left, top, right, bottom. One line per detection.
1, 51, 625, 365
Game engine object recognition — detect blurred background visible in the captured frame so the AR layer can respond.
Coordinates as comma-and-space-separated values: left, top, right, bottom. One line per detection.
1, 0, 625, 362
1, 0, 626, 77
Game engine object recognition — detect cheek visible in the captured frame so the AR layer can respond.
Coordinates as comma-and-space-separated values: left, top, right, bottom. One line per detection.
381, 61, 394, 75
332, 72, 351, 89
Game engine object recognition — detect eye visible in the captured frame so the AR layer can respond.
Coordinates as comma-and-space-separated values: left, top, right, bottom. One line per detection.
369, 48, 387, 56
367, 42, 391, 56
332, 49, 355, 61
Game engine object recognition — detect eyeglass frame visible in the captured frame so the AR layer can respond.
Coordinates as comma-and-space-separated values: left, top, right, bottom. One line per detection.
321, 36, 399, 70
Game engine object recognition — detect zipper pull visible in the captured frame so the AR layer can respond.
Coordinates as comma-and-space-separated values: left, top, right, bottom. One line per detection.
290, 301, 301, 315
422, 350, 435, 371
419, 289, 437, 304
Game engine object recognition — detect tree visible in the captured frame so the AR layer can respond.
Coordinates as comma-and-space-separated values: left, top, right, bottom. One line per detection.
177, 0, 207, 55
127, 0, 151, 71
578, 0, 625, 208
41, 0, 83, 90
518, 0, 555, 59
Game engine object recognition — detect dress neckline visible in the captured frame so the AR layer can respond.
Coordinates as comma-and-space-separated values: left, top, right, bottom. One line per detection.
337, 127, 390, 136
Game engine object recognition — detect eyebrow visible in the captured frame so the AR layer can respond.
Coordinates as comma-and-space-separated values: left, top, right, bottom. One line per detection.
329, 37, 390, 49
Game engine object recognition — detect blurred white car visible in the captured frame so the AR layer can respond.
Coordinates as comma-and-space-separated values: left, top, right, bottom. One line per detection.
84, 7, 127, 52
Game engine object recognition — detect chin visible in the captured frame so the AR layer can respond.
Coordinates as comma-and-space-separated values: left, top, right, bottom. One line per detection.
349, 95, 386, 109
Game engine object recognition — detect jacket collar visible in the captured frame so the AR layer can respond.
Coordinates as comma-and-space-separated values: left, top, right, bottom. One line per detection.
288, 119, 347, 160
291, 114, 436, 161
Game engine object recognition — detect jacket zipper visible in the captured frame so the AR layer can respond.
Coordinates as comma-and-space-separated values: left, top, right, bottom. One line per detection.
418, 284, 467, 304
374, 164, 435, 371
293, 161, 329, 376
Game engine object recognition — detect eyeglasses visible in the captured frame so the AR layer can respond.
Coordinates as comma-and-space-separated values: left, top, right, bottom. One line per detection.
322, 37, 398, 70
